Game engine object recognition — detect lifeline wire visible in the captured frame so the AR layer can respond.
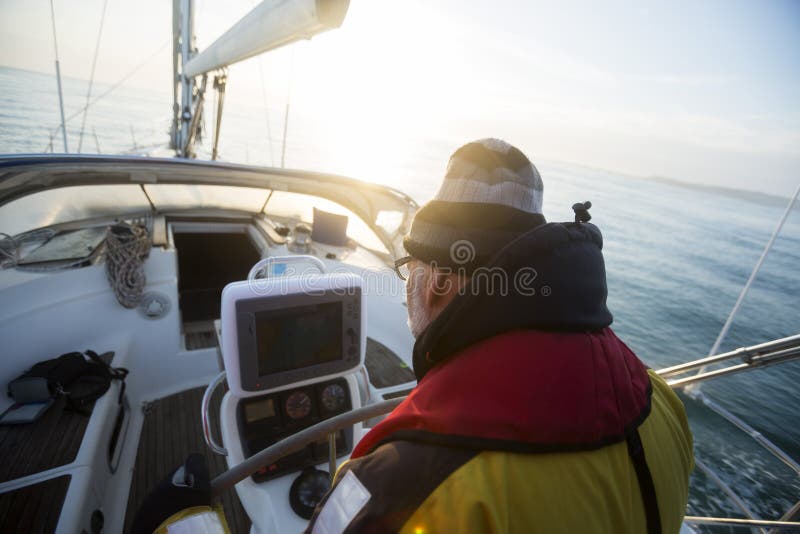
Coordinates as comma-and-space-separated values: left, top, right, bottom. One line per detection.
43, 40, 170, 151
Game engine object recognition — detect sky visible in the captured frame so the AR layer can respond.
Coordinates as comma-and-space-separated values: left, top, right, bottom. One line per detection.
1, 0, 799, 197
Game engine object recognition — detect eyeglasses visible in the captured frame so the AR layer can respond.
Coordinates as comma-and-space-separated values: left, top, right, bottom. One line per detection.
394, 255, 413, 280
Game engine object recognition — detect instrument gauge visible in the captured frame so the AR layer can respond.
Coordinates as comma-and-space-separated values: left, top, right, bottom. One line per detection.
285, 391, 312, 420
321, 383, 346, 412
290, 468, 331, 519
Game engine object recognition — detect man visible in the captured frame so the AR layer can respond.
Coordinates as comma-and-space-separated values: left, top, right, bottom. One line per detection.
306, 138, 694, 533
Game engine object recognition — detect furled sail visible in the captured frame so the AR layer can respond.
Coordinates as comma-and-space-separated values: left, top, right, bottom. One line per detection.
183, 0, 349, 78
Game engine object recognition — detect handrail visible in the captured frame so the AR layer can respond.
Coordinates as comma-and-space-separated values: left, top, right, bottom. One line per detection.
201, 371, 229, 456
210, 398, 403, 497
654, 334, 800, 477
658, 334, 800, 377
665, 347, 800, 388
656, 334, 800, 388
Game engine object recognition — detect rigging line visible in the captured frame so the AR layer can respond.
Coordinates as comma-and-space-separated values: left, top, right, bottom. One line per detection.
248, 0, 274, 166
692, 458, 765, 533
258, 57, 275, 166
77, 0, 109, 153
92, 126, 101, 153
43, 39, 170, 147
280, 45, 296, 168
211, 76, 217, 149
258, 190, 274, 214
212, 72, 227, 161
139, 185, 156, 212
692, 183, 800, 384
49, 0, 69, 153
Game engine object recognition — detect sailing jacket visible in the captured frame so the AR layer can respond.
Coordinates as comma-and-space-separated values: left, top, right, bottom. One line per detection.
307, 220, 694, 534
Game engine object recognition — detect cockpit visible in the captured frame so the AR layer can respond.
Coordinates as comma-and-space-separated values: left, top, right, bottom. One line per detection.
0, 157, 418, 533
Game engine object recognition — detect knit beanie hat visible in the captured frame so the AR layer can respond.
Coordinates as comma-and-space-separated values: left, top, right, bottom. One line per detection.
403, 138, 546, 272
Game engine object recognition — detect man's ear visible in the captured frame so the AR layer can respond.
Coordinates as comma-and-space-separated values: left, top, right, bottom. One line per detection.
425, 269, 455, 311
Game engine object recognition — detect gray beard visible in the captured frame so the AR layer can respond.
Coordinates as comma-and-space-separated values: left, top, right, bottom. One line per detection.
406, 277, 433, 339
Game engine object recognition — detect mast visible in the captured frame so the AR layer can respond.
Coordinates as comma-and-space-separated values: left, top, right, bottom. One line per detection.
179, 0, 196, 157
172, 0, 197, 158
170, 0, 181, 151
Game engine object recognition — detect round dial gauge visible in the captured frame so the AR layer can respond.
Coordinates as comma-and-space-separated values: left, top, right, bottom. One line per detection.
321, 383, 346, 412
290, 468, 331, 519
285, 391, 312, 420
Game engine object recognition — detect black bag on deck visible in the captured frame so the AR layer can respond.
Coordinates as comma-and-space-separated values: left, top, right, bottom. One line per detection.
7, 350, 128, 412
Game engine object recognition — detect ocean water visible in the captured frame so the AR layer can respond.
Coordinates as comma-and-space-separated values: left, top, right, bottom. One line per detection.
2, 66, 799, 527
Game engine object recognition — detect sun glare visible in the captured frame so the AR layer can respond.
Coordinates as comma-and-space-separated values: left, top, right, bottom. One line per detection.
289, 3, 470, 156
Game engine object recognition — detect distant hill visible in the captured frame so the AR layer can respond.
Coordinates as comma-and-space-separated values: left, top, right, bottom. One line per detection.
645, 175, 799, 210
542, 158, 798, 211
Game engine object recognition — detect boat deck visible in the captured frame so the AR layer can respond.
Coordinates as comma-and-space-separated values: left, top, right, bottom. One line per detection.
0, 353, 114, 484
0, 337, 414, 532
123, 387, 250, 533
0, 398, 92, 483
0, 475, 70, 533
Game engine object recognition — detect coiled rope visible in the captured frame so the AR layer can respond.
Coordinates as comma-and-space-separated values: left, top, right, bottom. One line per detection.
105, 223, 150, 308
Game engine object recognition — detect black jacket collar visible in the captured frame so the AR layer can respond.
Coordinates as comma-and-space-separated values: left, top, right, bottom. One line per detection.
412, 221, 613, 381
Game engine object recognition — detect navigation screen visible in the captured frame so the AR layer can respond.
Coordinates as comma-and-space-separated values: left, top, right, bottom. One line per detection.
244, 398, 276, 423
255, 302, 343, 376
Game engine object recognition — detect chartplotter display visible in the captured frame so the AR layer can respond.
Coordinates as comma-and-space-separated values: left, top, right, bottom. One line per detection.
254, 301, 343, 375
220, 273, 364, 397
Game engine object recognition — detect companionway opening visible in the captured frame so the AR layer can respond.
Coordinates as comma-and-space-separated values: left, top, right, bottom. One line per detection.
174, 231, 261, 350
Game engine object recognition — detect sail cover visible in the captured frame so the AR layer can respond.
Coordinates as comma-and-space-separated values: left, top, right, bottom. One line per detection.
183, 0, 350, 78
